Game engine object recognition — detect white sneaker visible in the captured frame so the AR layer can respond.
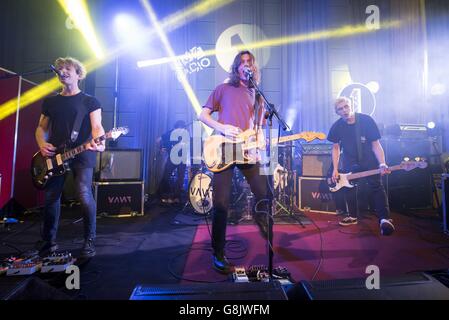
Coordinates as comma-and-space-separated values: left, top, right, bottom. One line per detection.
380, 219, 395, 236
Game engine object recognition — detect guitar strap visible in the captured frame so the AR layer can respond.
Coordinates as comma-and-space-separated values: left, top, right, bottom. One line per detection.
70, 101, 87, 144
354, 113, 363, 164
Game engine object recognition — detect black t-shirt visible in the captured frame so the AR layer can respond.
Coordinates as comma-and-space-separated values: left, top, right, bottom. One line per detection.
327, 113, 381, 171
41, 92, 101, 168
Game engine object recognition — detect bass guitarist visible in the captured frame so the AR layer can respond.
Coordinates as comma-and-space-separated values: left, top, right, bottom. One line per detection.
34, 57, 105, 257
199, 51, 269, 274
327, 97, 395, 235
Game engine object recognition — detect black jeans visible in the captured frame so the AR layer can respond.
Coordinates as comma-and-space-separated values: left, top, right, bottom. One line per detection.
211, 163, 268, 255
43, 167, 96, 242
340, 173, 390, 221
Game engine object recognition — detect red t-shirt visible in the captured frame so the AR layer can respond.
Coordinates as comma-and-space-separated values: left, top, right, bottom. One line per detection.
203, 83, 265, 132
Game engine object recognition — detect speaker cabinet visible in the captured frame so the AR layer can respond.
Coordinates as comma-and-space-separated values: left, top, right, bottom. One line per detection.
382, 138, 432, 209
95, 149, 142, 181
302, 154, 332, 177
298, 177, 336, 214
94, 181, 144, 217
287, 272, 449, 300
130, 281, 287, 300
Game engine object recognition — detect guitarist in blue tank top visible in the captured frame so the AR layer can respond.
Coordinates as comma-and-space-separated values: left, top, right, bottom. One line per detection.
33, 57, 105, 258
327, 97, 395, 236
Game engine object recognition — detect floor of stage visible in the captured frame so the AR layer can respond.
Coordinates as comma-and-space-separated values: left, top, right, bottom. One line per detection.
0, 201, 448, 300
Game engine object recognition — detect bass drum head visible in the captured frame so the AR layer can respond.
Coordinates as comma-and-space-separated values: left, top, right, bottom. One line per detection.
188, 172, 213, 215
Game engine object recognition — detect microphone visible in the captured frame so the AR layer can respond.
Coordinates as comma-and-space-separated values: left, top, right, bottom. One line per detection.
243, 66, 253, 79
49, 64, 62, 77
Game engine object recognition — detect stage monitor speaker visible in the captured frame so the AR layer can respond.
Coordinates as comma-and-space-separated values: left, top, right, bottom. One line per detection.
1, 277, 70, 300
302, 154, 332, 177
287, 272, 449, 300
130, 281, 287, 300
96, 149, 142, 181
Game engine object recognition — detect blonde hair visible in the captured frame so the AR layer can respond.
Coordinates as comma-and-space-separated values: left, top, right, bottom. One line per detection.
54, 57, 87, 80
334, 97, 352, 110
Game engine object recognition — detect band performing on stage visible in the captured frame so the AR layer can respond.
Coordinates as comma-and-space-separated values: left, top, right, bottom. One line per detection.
1, 0, 449, 302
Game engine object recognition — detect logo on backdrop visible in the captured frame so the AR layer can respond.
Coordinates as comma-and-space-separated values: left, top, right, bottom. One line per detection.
175, 46, 211, 75
338, 83, 377, 116
216, 24, 271, 72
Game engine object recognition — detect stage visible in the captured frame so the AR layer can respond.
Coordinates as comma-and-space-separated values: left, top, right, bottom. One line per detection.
1, 202, 448, 300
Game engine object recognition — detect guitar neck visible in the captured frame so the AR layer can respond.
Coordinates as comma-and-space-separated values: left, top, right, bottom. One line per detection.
61, 135, 107, 161
347, 164, 402, 180
272, 133, 303, 145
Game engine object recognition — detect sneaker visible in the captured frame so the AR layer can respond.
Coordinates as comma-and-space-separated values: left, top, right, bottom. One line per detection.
80, 239, 96, 258
28, 240, 58, 256
339, 216, 358, 226
213, 253, 235, 274
380, 219, 395, 236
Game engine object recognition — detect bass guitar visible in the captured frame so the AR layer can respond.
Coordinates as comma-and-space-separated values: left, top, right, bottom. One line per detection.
327, 160, 428, 192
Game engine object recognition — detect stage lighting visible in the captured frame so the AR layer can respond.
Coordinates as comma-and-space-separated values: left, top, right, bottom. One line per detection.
427, 121, 436, 129
114, 14, 145, 48
430, 83, 446, 96
366, 81, 379, 94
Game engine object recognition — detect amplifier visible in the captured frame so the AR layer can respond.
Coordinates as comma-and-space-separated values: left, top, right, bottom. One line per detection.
442, 174, 449, 235
298, 177, 336, 214
94, 181, 144, 217
301, 143, 332, 155
302, 154, 332, 177
95, 149, 143, 181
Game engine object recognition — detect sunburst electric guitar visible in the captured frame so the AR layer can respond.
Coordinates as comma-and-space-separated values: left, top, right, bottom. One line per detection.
31, 127, 129, 190
326, 160, 428, 192
203, 129, 326, 173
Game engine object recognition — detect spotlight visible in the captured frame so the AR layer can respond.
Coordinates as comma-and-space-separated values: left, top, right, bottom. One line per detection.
366, 81, 380, 94
427, 121, 436, 129
430, 83, 446, 96
113, 14, 145, 48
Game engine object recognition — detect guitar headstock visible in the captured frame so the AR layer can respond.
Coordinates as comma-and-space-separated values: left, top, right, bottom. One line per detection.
109, 126, 129, 140
299, 131, 327, 142
400, 159, 428, 171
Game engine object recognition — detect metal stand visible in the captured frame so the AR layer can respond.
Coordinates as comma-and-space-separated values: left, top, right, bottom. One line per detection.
247, 75, 290, 280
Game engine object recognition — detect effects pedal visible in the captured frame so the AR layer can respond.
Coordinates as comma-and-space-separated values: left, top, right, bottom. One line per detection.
6, 256, 42, 276
232, 267, 249, 283
41, 252, 76, 273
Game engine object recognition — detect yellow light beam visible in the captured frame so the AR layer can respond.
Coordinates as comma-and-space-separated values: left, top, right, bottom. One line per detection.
57, 0, 104, 59
0, 0, 235, 121
138, 20, 402, 68
139, 0, 212, 135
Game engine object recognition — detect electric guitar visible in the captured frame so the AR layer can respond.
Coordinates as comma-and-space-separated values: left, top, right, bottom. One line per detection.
203, 129, 326, 173
31, 127, 129, 190
327, 160, 428, 192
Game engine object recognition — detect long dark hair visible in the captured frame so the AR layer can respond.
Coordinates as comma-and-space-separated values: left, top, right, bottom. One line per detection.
228, 50, 260, 87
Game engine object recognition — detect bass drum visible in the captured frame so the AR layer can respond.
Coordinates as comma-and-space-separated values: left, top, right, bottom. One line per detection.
188, 172, 213, 215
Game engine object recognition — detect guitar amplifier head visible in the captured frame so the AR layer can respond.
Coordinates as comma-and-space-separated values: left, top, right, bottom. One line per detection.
302, 154, 332, 177
301, 143, 332, 155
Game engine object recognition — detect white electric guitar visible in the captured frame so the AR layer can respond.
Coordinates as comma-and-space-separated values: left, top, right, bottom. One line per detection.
327, 160, 428, 192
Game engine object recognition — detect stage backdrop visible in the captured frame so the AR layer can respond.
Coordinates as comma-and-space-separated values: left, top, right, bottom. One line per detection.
1, 0, 448, 197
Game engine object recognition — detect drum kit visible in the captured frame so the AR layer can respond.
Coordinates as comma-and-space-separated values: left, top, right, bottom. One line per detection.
184, 143, 299, 218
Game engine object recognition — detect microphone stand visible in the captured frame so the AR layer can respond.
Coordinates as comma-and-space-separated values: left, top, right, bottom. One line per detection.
247, 74, 290, 280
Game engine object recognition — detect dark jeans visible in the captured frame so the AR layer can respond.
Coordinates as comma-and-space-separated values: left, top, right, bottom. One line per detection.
211, 164, 268, 255
157, 161, 186, 199
43, 167, 96, 242
340, 174, 390, 221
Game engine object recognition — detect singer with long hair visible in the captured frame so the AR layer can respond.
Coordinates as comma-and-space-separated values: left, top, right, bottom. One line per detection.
199, 50, 269, 274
